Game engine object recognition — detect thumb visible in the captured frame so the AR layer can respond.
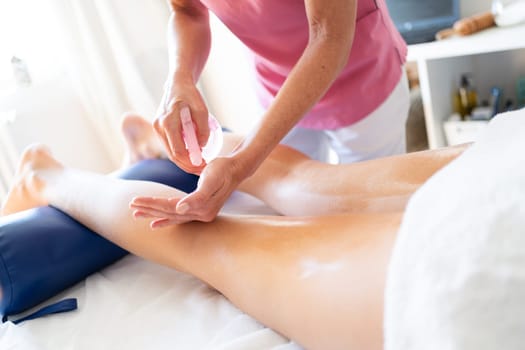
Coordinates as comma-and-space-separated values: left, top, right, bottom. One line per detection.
175, 186, 211, 215
176, 165, 223, 214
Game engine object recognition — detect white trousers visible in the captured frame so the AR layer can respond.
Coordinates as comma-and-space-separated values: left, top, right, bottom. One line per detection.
282, 72, 410, 163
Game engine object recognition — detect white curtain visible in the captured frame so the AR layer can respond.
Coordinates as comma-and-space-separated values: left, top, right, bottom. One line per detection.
48, 0, 171, 166
0, 0, 171, 200
0, 111, 18, 200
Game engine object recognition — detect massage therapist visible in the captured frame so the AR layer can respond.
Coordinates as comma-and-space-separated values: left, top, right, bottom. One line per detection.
145, 0, 409, 224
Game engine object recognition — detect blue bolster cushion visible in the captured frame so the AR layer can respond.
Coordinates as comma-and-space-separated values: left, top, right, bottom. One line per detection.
0, 159, 198, 319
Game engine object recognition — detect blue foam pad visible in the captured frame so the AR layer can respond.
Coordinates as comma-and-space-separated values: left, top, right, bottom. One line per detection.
0, 159, 198, 320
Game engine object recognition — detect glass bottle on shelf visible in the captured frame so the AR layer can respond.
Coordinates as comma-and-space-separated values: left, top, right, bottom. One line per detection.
452, 74, 478, 120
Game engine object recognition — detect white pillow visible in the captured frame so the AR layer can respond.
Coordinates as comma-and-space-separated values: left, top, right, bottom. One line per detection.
385, 110, 525, 350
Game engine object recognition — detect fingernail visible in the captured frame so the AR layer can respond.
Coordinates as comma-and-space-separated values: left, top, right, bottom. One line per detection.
176, 203, 190, 214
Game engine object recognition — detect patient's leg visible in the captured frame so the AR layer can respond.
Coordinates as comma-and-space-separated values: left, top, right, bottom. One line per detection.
1, 146, 399, 350
237, 142, 467, 215
120, 114, 467, 215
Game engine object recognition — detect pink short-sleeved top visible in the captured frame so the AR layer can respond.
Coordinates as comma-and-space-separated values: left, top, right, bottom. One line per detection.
199, 0, 407, 130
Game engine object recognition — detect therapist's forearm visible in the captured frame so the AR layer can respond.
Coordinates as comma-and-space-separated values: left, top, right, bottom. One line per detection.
235, 28, 355, 176
167, 2, 211, 84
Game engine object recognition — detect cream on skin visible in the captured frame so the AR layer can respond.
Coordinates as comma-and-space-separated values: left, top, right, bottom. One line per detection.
299, 258, 344, 279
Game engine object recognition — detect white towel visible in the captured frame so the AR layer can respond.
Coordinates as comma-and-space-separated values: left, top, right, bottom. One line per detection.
385, 109, 525, 349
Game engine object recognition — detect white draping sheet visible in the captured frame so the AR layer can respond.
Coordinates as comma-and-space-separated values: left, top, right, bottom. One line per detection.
385, 109, 525, 350
3, 192, 301, 350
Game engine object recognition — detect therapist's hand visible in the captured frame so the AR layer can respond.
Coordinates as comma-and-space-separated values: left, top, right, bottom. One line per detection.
130, 157, 246, 226
154, 76, 209, 174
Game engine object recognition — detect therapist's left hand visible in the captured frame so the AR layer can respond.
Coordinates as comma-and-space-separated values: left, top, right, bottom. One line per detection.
129, 157, 245, 227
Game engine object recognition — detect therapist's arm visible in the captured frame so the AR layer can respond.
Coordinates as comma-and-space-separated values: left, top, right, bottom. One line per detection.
136, 0, 358, 224
154, 0, 212, 173
235, 0, 357, 176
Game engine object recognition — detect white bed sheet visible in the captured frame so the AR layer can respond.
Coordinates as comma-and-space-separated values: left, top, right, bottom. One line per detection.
3, 192, 301, 350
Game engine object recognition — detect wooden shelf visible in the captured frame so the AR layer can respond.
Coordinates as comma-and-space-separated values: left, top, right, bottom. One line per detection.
408, 23, 525, 61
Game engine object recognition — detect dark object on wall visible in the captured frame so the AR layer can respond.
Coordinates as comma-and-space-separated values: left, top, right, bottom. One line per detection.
385, 0, 460, 44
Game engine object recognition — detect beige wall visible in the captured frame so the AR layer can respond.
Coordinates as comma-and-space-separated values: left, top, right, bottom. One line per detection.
200, 15, 264, 135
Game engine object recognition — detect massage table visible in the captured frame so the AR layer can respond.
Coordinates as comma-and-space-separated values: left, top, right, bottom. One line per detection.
2, 108, 525, 349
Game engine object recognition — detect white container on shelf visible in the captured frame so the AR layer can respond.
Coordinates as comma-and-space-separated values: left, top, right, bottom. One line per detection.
443, 118, 489, 145
493, 0, 525, 27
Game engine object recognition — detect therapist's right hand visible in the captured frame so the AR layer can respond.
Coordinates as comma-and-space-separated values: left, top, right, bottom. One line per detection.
154, 76, 210, 174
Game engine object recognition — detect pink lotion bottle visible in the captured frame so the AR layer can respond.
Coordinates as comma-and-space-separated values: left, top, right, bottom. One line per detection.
180, 106, 223, 166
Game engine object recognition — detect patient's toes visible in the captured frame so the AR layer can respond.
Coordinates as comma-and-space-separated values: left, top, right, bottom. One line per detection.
121, 112, 164, 165
121, 113, 152, 140
0, 144, 59, 216
1, 170, 46, 216
19, 144, 61, 171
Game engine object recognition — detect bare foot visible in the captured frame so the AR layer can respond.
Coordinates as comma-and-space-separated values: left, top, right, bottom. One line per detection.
121, 113, 165, 166
1, 144, 61, 216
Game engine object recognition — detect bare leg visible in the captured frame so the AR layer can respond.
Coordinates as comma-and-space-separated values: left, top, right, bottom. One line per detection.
236, 142, 467, 215
118, 114, 467, 216
1, 145, 401, 349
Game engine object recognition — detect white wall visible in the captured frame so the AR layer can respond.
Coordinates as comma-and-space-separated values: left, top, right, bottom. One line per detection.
200, 15, 264, 135
0, 79, 114, 173
461, 0, 493, 17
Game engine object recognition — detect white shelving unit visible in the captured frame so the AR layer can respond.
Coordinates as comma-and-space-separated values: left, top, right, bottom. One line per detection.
408, 23, 525, 148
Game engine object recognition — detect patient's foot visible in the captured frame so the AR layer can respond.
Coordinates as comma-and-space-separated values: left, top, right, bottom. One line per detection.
121, 113, 165, 166
1, 145, 61, 216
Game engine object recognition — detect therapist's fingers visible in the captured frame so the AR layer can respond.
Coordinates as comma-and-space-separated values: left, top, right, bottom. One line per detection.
134, 212, 189, 229
154, 87, 191, 170
175, 192, 220, 223
133, 208, 203, 226
129, 197, 178, 217
132, 208, 171, 219
150, 218, 173, 229
153, 79, 210, 173
189, 95, 210, 148
154, 108, 208, 174
132, 211, 194, 228
175, 158, 239, 222
154, 103, 187, 159
153, 118, 175, 159
130, 196, 204, 225
154, 87, 177, 155
131, 196, 178, 211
